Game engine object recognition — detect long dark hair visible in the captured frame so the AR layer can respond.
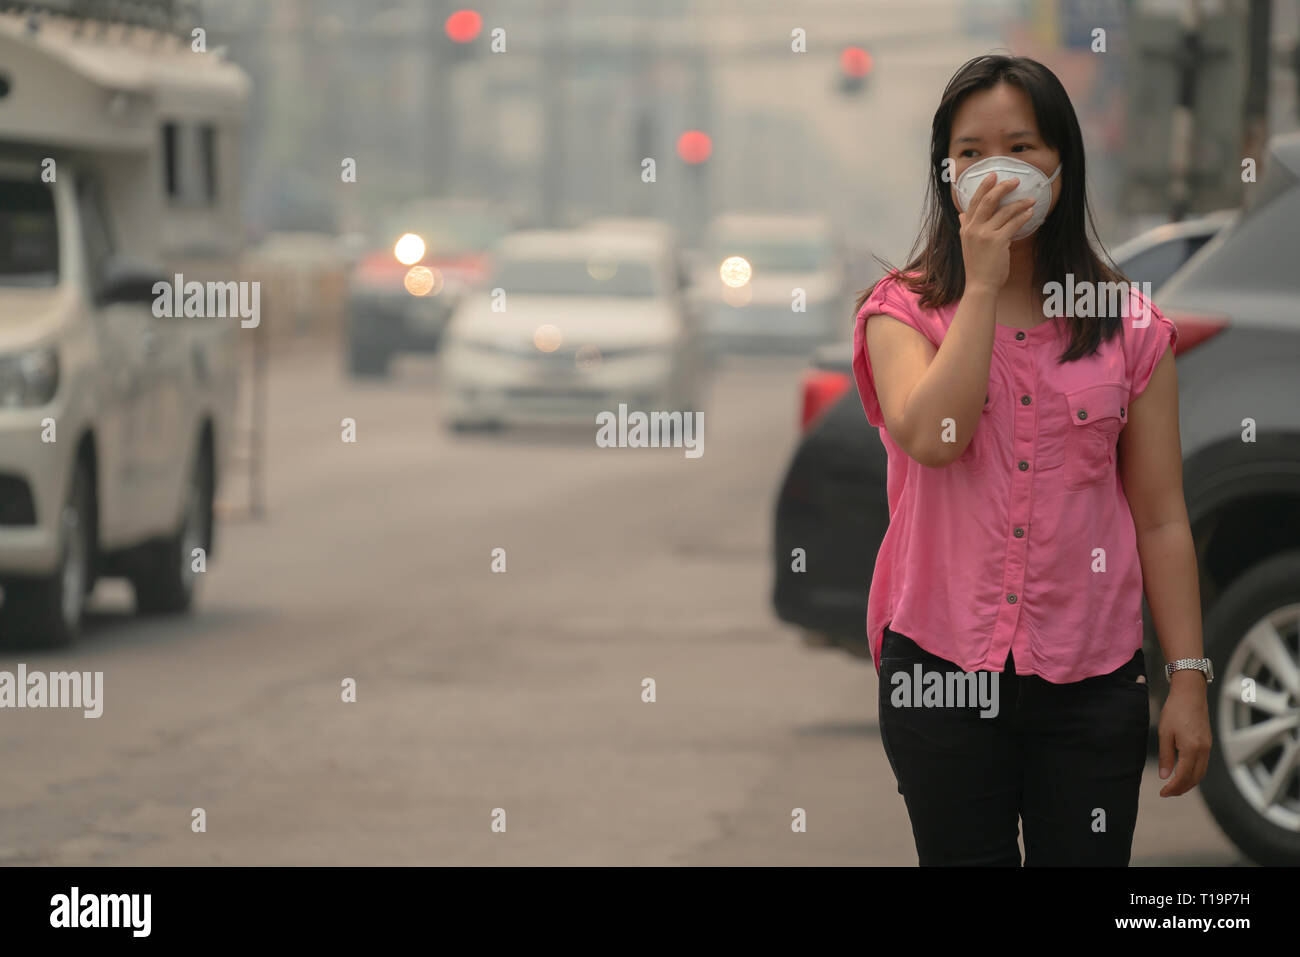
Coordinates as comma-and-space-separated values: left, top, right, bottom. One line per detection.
854, 54, 1126, 362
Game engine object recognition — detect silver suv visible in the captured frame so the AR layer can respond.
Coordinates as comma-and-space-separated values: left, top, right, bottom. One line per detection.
1154, 129, 1300, 865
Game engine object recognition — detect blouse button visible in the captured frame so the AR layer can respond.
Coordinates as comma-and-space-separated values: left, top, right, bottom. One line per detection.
1007, 593, 1018, 604
1077, 409, 1088, 420
1015, 331, 1026, 341
1020, 394, 1031, 405
1014, 527, 1025, 538
1018, 460, 1029, 471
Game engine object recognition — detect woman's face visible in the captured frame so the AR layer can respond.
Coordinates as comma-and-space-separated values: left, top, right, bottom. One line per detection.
947, 82, 1062, 222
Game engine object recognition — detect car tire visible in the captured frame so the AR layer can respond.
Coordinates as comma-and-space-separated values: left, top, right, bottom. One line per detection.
130, 441, 212, 616
1199, 550, 1300, 865
0, 460, 93, 648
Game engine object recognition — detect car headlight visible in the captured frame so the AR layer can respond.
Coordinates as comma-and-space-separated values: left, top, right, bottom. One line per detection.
0, 347, 58, 407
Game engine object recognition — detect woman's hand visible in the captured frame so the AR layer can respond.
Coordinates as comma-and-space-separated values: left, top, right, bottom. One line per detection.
1157, 674, 1212, 797
957, 173, 1036, 293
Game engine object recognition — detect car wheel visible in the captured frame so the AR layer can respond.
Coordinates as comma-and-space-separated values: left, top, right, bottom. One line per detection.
1199, 550, 1300, 865
0, 461, 93, 648
131, 442, 212, 616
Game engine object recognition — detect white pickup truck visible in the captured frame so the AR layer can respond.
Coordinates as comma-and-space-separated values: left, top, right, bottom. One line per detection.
0, 6, 249, 645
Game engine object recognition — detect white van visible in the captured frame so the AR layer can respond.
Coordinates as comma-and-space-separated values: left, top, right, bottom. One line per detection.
0, 7, 249, 645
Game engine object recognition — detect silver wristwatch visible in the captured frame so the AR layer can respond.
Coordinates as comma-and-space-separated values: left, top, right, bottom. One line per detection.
1165, 657, 1214, 684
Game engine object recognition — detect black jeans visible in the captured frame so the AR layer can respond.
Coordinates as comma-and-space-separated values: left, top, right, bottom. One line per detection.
877, 626, 1150, 866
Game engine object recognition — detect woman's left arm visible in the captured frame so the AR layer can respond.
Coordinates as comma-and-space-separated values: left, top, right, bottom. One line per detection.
1118, 344, 1211, 798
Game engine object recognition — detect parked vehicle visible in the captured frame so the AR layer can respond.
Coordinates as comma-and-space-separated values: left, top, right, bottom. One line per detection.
1155, 131, 1300, 866
346, 198, 513, 377
440, 226, 705, 430
0, 6, 248, 645
1105, 209, 1235, 291
692, 212, 849, 355
771, 134, 1300, 864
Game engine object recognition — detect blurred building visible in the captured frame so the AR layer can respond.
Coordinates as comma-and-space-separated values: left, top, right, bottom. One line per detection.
204, 0, 991, 255
202, 0, 1300, 257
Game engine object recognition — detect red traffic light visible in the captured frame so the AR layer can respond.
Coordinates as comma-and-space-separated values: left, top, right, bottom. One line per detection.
840, 46, 872, 78
445, 9, 483, 43
677, 130, 712, 164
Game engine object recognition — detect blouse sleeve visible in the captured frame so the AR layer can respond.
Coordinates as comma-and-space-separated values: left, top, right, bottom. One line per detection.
1125, 289, 1179, 403
852, 272, 938, 429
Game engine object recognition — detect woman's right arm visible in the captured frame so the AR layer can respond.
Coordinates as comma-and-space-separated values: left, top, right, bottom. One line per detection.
864, 289, 996, 467
864, 175, 1034, 467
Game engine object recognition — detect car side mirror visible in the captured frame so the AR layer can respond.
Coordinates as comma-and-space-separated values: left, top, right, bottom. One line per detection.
97, 258, 166, 308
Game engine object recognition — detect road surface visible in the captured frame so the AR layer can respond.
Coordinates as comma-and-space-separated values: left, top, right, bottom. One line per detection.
0, 344, 1243, 865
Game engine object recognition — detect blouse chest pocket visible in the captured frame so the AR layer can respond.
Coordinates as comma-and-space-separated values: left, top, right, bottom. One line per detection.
958, 386, 997, 473
1064, 382, 1128, 490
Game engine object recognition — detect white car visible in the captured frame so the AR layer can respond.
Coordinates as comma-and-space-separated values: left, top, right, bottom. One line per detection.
693, 212, 848, 353
582, 217, 692, 286
0, 10, 246, 645
441, 228, 704, 429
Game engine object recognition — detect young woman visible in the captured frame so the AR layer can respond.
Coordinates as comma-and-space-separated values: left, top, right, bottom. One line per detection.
853, 54, 1212, 866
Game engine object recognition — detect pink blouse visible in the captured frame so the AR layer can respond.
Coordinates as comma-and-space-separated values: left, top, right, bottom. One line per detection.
852, 272, 1179, 683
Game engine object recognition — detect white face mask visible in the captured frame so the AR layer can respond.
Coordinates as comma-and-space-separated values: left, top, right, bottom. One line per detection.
953, 155, 1061, 241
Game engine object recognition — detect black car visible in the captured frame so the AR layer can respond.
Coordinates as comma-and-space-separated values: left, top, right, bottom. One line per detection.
345, 198, 514, 377
772, 131, 1300, 864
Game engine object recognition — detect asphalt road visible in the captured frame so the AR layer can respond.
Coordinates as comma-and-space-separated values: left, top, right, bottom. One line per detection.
0, 344, 1244, 865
